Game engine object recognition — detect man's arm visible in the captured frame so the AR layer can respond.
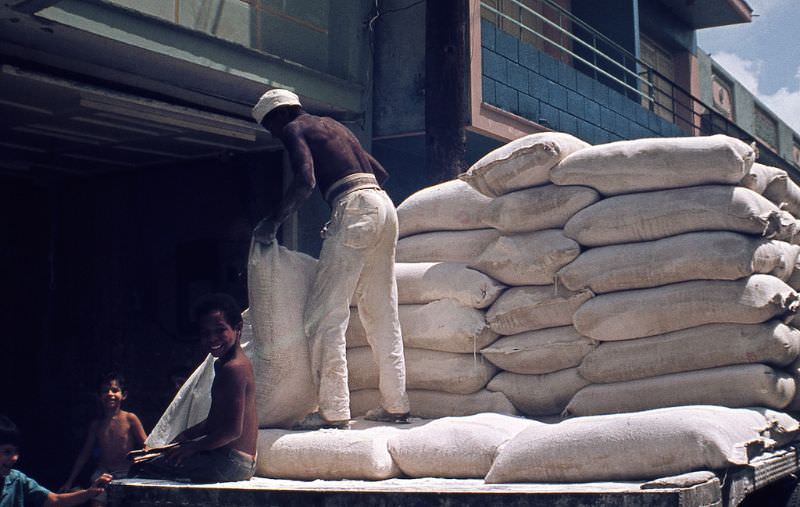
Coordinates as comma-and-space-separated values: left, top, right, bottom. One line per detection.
165, 366, 247, 464
129, 412, 148, 449
253, 126, 315, 244
172, 419, 207, 443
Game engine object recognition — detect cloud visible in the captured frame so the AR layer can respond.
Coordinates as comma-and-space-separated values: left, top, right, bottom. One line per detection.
712, 52, 761, 92
711, 51, 800, 134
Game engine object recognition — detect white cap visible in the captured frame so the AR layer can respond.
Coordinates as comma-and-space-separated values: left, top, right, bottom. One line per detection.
252, 89, 302, 124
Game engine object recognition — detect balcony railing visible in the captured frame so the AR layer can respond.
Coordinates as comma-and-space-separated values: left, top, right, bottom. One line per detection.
480, 0, 794, 172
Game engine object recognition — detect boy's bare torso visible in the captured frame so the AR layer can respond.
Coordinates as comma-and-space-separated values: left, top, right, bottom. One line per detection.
95, 411, 139, 471
208, 348, 258, 456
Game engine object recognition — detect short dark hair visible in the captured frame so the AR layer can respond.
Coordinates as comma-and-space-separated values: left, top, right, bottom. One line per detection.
98, 371, 127, 394
192, 293, 243, 329
0, 415, 20, 447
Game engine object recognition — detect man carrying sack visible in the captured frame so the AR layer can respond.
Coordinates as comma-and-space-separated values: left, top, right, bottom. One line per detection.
251, 89, 410, 429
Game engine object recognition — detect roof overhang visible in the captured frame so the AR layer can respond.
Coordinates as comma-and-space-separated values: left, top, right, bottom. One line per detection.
0, 0, 363, 120
658, 0, 752, 29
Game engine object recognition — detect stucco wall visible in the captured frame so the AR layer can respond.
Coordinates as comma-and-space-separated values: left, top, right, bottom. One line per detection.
372, 0, 427, 138
697, 49, 799, 167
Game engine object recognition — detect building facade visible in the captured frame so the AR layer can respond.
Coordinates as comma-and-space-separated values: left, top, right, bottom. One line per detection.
2, 0, 798, 487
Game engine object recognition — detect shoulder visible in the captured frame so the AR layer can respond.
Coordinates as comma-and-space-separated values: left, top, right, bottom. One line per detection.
215, 355, 254, 383
284, 117, 311, 136
8, 469, 51, 496
123, 410, 142, 423
6, 468, 26, 484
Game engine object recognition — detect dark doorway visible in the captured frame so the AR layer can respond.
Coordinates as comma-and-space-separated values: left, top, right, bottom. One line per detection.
1, 149, 283, 488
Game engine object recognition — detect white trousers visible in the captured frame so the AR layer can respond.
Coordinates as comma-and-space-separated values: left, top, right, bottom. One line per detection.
304, 187, 410, 421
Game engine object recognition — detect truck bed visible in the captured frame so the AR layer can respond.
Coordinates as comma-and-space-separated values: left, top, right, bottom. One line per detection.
108, 445, 799, 507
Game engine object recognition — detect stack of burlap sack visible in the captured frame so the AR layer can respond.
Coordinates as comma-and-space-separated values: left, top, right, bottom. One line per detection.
549, 135, 800, 417
391, 132, 800, 418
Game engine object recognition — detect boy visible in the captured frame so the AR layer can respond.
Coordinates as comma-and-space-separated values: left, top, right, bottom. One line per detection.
129, 293, 258, 483
60, 373, 147, 505
251, 88, 410, 429
1, 415, 111, 507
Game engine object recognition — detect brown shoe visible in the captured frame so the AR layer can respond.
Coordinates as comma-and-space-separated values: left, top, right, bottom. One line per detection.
364, 408, 410, 424
291, 412, 350, 431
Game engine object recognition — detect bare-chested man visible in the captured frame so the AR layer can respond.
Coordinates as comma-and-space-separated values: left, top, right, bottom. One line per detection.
130, 293, 258, 482
251, 89, 410, 429
61, 373, 146, 503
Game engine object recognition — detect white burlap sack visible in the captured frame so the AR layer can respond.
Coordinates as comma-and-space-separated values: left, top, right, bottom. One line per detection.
146, 355, 216, 447
247, 242, 317, 428
550, 134, 754, 195
256, 423, 404, 480
578, 320, 800, 384
395, 262, 506, 308
789, 268, 800, 291
481, 326, 596, 374
347, 346, 498, 394
740, 163, 787, 195
469, 229, 580, 286
566, 364, 796, 417
459, 132, 589, 197
486, 405, 778, 483
396, 229, 500, 263
564, 185, 799, 247
753, 407, 800, 446
487, 368, 589, 416
397, 179, 492, 238
573, 275, 800, 341
764, 171, 800, 217
346, 300, 499, 354
557, 232, 800, 294
487, 285, 593, 336
785, 357, 800, 412
387, 413, 537, 479
350, 389, 519, 418
479, 185, 599, 234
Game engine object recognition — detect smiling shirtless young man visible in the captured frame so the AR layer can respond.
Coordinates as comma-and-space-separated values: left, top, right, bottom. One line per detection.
130, 293, 258, 482
251, 89, 410, 429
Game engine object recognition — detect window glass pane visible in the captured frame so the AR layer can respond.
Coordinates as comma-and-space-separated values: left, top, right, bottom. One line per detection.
754, 106, 779, 149
105, 0, 363, 82
711, 74, 734, 121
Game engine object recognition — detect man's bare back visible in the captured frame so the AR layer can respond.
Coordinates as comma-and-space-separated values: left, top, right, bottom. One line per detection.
283, 115, 387, 194
207, 348, 258, 456
253, 107, 390, 245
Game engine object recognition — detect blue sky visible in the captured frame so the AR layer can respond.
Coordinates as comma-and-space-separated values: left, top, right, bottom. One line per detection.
696, 0, 800, 133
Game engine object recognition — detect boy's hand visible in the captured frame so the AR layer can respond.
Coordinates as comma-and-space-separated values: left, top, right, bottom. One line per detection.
88, 473, 112, 496
165, 441, 198, 465
253, 217, 279, 244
